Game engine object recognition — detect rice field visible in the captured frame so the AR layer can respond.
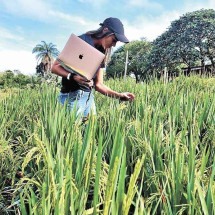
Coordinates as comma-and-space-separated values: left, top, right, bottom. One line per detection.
0, 75, 215, 215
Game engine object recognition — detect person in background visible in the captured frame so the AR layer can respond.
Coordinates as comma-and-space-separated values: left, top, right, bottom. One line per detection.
51, 17, 135, 119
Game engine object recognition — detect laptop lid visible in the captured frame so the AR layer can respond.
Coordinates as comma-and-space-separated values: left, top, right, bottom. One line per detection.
58, 34, 105, 80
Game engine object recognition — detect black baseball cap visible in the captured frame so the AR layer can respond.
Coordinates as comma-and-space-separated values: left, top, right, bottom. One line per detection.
100, 17, 129, 43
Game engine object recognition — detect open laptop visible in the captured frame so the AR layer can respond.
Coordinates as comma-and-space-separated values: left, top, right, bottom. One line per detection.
57, 34, 105, 80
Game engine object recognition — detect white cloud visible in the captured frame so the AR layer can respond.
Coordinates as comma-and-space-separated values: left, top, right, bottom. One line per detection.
123, 11, 181, 41
127, 0, 163, 10
1, 0, 108, 22
183, 0, 215, 12
1, 0, 214, 76
1, 0, 52, 21
0, 50, 37, 75
78, 0, 108, 8
0, 27, 24, 41
209, 0, 215, 7
123, 0, 215, 42
49, 11, 88, 25
0, 27, 35, 54
123, 0, 215, 43
48, 11, 99, 29
1, 0, 101, 30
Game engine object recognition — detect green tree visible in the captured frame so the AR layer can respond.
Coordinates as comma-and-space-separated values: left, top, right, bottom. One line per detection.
106, 46, 126, 79
106, 39, 152, 82
148, 9, 215, 75
3, 70, 14, 88
0, 70, 40, 89
13, 74, 31, 87
125, 39, 152, 82
32, 41, 59, 76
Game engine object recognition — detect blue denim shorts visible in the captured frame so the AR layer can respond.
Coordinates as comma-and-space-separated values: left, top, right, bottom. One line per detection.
59, 90, 96, 117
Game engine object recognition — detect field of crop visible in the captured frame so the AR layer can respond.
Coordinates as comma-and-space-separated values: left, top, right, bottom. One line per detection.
0, 76, 215, 215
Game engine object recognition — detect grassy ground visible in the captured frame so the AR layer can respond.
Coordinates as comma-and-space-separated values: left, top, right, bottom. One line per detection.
0, 75, 215, 215
0, 91, 9, 100
0, 88, 20, 100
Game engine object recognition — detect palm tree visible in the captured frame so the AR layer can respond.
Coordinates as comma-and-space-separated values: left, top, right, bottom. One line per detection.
32, 41, 59, 75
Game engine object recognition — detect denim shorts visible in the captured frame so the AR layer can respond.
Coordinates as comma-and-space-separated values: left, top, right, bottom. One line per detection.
59, 90, 96, 117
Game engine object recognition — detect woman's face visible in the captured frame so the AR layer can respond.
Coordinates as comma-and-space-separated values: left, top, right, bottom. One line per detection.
101, 34, 118, 49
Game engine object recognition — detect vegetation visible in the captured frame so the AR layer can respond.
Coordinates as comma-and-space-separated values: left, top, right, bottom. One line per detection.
148, 9, 215, 75
0, 76, 214, 214
106, 9, 215, 81
32, 41, 59, 76
1, 7, 215, 215
106, 39, 152, 82
0, 70, 60, 93
0, 70, 41, 90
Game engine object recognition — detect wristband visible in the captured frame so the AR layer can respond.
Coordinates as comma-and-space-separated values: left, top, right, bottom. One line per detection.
67, 73, 71, 80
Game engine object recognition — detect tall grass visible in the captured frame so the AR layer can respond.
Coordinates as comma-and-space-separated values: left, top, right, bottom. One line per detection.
0, 75, 214, 214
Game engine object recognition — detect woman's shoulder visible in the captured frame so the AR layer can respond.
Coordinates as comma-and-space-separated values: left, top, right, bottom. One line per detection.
78, 34, 94, 46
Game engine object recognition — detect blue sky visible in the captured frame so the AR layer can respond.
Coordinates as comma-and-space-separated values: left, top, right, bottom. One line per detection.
0, 0, 214, 75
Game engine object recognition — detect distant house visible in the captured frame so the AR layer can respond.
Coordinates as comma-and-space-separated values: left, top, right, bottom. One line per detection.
182, 64, 214, 76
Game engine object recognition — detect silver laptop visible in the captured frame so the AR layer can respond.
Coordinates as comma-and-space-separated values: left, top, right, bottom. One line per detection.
57, 34, 105, 80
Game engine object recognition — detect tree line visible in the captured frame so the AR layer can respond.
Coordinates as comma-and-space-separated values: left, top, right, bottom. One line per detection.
0, 70, 42, 89
106, 9, 215, 82
31, 9, 215, 83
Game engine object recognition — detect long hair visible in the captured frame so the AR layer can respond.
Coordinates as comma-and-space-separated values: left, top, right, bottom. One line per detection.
86, 26, 113, 67
86, 26, 112, 39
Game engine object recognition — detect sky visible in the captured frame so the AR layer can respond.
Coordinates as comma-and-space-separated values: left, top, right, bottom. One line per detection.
0, 0, 214, 75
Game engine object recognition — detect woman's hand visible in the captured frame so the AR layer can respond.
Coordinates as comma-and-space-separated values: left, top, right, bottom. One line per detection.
118, 92, 135, 101
73, 75, 94, 88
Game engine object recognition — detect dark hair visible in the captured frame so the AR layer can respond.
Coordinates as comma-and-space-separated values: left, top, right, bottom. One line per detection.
86, 26, 113, 39
86, 26, 113, 66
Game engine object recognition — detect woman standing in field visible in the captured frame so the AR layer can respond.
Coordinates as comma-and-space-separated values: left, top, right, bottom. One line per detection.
51, 17, 135, 119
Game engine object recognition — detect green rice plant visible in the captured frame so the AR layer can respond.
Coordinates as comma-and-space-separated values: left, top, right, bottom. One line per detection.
122, 155, 145, 215
0, 76, 214, 214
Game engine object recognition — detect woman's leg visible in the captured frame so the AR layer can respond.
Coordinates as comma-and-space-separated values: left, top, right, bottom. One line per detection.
76, 91, 96, 117
58, 90, 96, 118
